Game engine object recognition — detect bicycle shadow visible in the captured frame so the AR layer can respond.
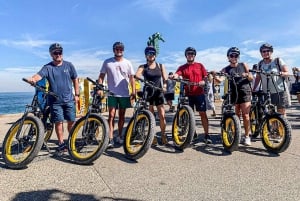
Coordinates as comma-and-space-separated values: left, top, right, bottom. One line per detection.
11, 188, 142, 201
103, 149, 138, 164
192, 134, 279, 157
151, 143, 184, 154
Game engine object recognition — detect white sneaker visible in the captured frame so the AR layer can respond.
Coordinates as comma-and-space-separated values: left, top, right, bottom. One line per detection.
116, 136, 124, 144
244, 136, 251, 146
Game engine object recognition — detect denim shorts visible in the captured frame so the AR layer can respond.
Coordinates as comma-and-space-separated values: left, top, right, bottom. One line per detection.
50, 101, 76, 123
188, 94, 206, 112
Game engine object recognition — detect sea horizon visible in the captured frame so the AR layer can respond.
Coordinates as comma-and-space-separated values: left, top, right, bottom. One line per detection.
0, 91, 34, 115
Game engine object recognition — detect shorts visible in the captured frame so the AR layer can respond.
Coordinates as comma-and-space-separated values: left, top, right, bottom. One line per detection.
51, 101, 76, 123
188, 94, 206, 112
164, 93, 175, 101
107, 96, 131, 109
270, 91, 290, 109
148, 91, 165, 106
231, 89, 252, 104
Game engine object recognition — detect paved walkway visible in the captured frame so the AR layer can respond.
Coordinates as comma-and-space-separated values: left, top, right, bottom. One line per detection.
0, 100, 300, 201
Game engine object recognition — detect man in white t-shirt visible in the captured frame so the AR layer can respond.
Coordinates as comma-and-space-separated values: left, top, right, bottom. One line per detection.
98, 42, 136, 148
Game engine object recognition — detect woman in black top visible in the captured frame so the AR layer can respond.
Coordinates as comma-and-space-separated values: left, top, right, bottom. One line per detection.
135, 46, 168, 145
222, 47, 253, 146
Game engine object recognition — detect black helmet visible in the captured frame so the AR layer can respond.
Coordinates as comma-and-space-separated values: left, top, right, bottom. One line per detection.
49, 43, 63, 53
113, 41, 124, 50
144, 46, 156, 55
185, 47, 196, 56
260, 43, 273, 52
227, 47, 240, 56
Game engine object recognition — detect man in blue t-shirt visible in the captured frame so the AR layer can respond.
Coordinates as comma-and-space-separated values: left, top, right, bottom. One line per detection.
29, 43, 79, 153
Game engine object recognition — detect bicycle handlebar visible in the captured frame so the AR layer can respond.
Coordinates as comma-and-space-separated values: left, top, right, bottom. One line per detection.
22, 78, 58, 98
249, 69, 282, 77
172, 77, 205, 87
86, 77, 114, 96
134, 75, 163, 92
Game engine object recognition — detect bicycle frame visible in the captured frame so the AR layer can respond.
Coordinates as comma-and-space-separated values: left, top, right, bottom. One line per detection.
15, 79, 55, 141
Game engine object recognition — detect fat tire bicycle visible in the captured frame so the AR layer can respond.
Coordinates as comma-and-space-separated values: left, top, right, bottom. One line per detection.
2, 78, 57, 169
123, 75, 157, 160
67, 77, 110, 164
171, 78, 196, 150
249, 70, 292, 153
218, 72, 242, 153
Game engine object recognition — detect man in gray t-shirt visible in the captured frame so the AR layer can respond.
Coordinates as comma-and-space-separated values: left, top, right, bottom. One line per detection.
98, 42, 136, 148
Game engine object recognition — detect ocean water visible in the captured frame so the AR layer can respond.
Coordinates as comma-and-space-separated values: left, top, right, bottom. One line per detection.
0, 92, 34, 115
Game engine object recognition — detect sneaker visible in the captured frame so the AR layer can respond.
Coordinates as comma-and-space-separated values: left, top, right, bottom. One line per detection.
203, 134, 212, 144
107, 138, 114, 149
161, 134, 168, 145
152, 136, 158, 146
56, 142, 67, 154
244, 136, 251, 146
116, 136, 124, 144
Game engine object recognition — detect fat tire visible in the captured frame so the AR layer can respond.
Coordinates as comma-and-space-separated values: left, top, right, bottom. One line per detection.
250, 107, 260, 138
221, 114, 241, 153
2, 116, 45, 169
261, 115, 292, 153
68, 114, 109, 164
123, 110, 155, 160
171, 105, 196, 150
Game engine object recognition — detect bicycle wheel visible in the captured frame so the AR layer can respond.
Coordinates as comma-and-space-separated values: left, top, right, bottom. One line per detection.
250, 107, 260, 138
172, 105, 195, 150
2, 116, 45, 169
221, 114, 241, 153
68, 114, 109, 164
261, 115, 292, 153
123, 110, 155, 160
43, 117, 53, 142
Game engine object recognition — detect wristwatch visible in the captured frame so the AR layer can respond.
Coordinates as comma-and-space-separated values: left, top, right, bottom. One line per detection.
75, 94, 80, 97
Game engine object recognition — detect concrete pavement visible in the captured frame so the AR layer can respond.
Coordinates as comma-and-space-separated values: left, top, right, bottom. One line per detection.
0, 100, 300, 201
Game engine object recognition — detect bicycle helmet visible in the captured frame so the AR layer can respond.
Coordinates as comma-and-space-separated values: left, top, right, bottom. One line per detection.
259, 43, 273, 52
49, 43, 63, 53
144, 46, 156, 55
185, 47, 197, 56
113, 41, 124, 50
227, 47, 240, 56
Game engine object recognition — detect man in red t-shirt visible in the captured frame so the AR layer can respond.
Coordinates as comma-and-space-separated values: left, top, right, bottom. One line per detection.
173, 47, 211, 144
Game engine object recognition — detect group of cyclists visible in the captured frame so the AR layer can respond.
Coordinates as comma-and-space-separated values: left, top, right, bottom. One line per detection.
27, 42, 290, 152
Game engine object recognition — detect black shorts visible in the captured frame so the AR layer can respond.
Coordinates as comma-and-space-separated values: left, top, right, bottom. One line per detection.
231, 89, 252, 104
164, 93, 174, 101
148, 91, 165, 106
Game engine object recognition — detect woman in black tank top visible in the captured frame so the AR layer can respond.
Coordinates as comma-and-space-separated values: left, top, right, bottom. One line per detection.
135, 46, 168, 145
221, 47, 253, 146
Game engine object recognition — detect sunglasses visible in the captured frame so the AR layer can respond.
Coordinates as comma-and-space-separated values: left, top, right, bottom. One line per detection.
52, 51, 62, 55
186, 52, 195, 56
114, 48, 124, 51
146, 52, 156, 56
229, 54, 239, 58
261, 49, 271, 53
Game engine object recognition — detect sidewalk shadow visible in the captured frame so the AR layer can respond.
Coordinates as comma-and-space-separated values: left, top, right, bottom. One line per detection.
11, 189, 142, 201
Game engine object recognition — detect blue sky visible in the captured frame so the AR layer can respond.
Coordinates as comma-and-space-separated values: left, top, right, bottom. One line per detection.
1, 0, 300, 92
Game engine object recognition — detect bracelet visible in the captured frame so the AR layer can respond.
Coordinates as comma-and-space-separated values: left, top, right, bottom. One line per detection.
75, 94, 80, 97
